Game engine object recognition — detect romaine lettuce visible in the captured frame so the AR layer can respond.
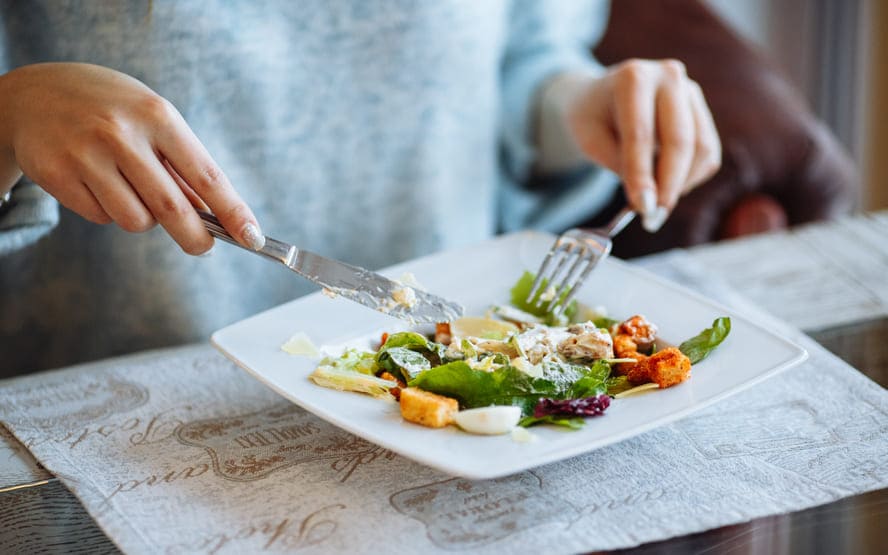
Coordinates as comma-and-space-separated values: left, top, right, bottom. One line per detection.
408, 358, 611, 416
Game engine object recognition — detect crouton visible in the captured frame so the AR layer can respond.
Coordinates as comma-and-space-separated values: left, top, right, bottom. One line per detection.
613, 333, 639, 359
617, 315, 658, 351
646, 347, 692, 388
399, 387, 458, 428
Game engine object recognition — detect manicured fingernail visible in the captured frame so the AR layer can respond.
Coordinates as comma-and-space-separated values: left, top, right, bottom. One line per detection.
640, 189, 657, 217
643, 206, 669, 233
198, 245, 215, 258
242, 223, 265, 250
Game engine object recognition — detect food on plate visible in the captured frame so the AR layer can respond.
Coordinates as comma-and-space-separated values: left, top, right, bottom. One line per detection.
399, 387, 458, 428
280, 332, 321, 357
453, 406, 522, 435
306, 271, 731, 435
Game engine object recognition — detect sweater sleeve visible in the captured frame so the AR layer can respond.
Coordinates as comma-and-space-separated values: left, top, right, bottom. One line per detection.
0, 180, 59, 256
498, 0, 621, 233
0, 17, 60, 255
499, 0, 609, 182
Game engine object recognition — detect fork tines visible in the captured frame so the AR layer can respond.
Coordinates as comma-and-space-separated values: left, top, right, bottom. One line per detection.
525, 230, 612, 318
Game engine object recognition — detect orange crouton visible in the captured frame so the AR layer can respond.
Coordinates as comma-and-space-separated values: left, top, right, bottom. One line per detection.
399, 387, 458, 428
617, 315, 658, 351
613, 334, 639, 359
645, 347, 692, 388
624, 356, 652, 384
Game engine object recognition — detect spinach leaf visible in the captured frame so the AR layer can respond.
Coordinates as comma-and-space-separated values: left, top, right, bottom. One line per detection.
509, 271, 577, 324
678, 317, 731, 364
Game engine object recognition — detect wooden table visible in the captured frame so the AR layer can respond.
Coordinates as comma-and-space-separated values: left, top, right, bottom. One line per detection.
2, 212, 886, 554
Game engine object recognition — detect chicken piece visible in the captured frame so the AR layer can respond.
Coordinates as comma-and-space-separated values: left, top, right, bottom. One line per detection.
617, 315, 658, 352
399, 387, 458, 428
645, 347, 692, 388
558, 326, 614, 360
516, 326, 572, 365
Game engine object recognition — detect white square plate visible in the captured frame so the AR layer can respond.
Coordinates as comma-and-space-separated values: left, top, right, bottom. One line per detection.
212, 231, 807, 479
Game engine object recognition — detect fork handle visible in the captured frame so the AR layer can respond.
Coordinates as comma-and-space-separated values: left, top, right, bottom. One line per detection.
198, 211, 295, 265
603, 206, 636, 238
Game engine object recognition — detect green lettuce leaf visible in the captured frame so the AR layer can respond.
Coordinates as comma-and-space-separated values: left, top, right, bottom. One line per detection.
509, 271, 577, 325
376, 331, 445, 382
593, 316, 619, 330
605, 375, 633, 395
678, 317, 731, 364
518, 415, 585, 429
382, 347, 431, 380
408, 358, 611, 416
317, 348, 378, 376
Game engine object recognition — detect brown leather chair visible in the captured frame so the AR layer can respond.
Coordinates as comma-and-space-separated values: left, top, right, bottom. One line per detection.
581, 0, 857, 258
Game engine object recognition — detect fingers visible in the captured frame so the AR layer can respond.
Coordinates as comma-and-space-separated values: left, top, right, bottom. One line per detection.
606, 59, 721, 233
612, 61, 659, 221
30, 157, 112, 224
157, 112, 263, 250
654, 61, 695, 212
79, 154, 157, 233
56, 181, 113, 225
113, 138, 214, 255
163, 158, 210, 213
685, 82, 722, 189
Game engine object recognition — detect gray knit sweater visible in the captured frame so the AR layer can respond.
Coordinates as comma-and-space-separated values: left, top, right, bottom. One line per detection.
0, 0, 615, 375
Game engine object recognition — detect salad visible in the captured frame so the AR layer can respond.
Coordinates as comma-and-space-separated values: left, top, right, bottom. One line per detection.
307, 272, 731, 435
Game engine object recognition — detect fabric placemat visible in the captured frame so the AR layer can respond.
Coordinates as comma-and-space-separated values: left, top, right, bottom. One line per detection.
0, 424, 51, 489
1, 259, 886, 554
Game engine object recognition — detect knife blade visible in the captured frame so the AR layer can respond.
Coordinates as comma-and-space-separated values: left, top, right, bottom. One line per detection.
199, 212, 463, 323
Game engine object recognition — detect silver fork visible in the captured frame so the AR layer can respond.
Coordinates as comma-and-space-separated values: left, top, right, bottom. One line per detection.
525, 207, 636, 318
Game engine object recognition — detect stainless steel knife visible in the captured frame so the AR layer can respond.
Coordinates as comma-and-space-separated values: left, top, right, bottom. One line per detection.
199, 212, 463, 323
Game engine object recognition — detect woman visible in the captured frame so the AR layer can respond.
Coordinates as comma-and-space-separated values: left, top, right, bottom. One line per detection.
0, 1, 719, 376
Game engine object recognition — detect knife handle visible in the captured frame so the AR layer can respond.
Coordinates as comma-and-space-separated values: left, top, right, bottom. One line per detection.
197, 211, 295, 265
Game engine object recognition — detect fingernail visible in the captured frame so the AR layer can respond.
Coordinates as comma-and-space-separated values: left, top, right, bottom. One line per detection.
643, 206, 669, 233
242, 223, 265, 250
198, 245, 215, 258
640, 189, 657, 217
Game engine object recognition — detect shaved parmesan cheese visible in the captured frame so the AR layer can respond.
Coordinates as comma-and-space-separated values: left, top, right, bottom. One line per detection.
397, 272, 426, 291
511, 427, 538, 443
511, 356, 544, 378
613, 382, 660, 399
281, 332, 321, 357
391, 286, 417, 308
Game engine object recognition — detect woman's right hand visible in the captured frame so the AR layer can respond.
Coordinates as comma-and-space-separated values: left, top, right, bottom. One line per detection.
0, 62, 263, 254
